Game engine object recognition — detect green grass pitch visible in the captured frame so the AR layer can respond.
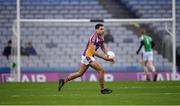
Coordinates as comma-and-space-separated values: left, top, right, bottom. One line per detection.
0, 81, 180, 105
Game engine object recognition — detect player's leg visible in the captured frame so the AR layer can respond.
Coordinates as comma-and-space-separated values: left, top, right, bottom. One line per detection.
148, 52, 157, 81
148, 60, 157, 81
89, 61, 112, 94
58, 63, 88, 91
143, 53, 150, 81
90, 61, 104, 90
64, 63, 89, 83
143, 61, 150, 81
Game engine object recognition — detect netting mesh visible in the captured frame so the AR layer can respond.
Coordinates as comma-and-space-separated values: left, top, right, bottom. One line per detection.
13, 21, 173, 72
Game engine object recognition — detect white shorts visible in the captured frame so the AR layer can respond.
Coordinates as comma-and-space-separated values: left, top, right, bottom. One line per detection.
143, 51, 153, 61
81, 56, 95, 65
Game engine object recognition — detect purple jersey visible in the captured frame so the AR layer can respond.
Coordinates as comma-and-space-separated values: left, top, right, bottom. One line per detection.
83, 32, 104, 57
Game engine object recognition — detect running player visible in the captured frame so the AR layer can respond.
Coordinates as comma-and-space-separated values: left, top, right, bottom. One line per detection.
58, 24, 114, 94
136, 29, 157, 81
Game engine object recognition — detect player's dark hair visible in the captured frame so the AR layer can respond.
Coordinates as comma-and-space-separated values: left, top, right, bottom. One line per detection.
95, 24, 104, 29
8, 40, 12, 44
140, 29, 146, 35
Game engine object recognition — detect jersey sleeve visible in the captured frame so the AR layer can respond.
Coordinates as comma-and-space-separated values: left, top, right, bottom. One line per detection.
89, 35, 97, 45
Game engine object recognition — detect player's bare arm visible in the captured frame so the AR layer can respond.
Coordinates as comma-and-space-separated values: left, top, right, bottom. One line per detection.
101, 43, 115, 63
89, 43, 112, 62
101, 43, 108, 54
136, 41, 143, 54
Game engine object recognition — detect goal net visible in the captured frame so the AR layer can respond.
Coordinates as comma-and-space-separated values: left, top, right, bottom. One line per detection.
10, 19, 176, 82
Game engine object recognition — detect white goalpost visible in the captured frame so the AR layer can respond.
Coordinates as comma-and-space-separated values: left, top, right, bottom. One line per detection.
13, 0, 176, 82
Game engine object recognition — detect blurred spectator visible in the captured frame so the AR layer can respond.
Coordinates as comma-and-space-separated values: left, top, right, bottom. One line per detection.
21, 46, 28, 56
104, 29, 114, 44
25, 42, 37, 56
2, 40, 12, 59
177, 48, 180, 69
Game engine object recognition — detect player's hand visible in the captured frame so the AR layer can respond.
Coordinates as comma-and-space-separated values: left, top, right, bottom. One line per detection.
109, 59, 115, 64
103, 55, 115, 63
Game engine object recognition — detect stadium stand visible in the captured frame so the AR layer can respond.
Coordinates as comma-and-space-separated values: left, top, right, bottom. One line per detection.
120, 0, 179, 47
119, 0, 179, 69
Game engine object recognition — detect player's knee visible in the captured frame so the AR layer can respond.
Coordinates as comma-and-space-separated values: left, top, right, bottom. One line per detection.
77, 71, 84, 77
96, 66, 104, 71
98, 68, 105, 74
144, 62, 148, 66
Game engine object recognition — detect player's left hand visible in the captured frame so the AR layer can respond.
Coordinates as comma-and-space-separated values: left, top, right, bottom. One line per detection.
103, 55, 115, 63
109, 59, 115, 64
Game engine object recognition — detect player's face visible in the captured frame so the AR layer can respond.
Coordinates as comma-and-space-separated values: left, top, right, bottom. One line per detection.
97, 26, 104, 35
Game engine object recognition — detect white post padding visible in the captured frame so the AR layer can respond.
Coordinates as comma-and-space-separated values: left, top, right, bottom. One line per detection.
16, 0, 21, 82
